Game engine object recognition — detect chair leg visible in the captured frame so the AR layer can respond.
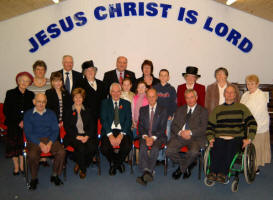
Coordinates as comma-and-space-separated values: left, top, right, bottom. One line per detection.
63, 154, 67, 181
198, 154, 202, 180
23, 150, 29, 189
164, 156, 168, 176
96, 151, 101, 176
129, 149, 134, 174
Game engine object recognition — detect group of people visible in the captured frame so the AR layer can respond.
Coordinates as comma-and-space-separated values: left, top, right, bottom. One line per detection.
3, 55, 271, 189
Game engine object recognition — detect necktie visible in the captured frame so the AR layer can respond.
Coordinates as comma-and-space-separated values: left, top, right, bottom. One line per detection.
65, 72, 70, 93
185, 109, 192, 130
114, 102, 120, 127
148, 107, 154, 136
119, 72, 123, 85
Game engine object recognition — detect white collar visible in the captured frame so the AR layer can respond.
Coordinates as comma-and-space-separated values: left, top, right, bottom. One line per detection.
187, 104, 197, 113
33, 107, 46, 115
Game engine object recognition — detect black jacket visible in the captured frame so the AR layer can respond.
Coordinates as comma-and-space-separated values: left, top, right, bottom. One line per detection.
63, 107, 97, 147
103, 69, 136, 95
45, 88, 73, 122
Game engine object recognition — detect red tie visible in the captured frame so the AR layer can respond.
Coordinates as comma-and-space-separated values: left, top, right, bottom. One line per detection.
119, 72, 123, 85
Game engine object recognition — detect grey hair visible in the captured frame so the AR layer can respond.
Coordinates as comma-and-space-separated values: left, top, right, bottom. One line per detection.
109, 82, 122, 93
184, 89, 198, 97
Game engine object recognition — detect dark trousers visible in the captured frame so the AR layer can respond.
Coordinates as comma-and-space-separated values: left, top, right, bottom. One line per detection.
210, 138, 242, 175
100, 135, 132, 167
166, 137, 202, 173
27, 138, 66, 179
139, 139, 162, 173
71, 139, 98, 173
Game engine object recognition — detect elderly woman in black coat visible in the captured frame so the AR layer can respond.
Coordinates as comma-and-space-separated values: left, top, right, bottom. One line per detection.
4, 72, 34, 175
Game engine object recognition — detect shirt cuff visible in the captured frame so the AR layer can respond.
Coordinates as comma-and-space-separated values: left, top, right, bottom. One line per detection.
121, 132, 126, 135
189, 131, 192, 136
178, 130, 182, 136
107, 132, 113, 137
152, 136, 157, 141
142, 134, 148, 139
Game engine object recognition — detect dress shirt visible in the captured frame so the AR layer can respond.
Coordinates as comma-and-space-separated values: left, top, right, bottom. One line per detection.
178, 104, 197, 136
88, 80, 97, 91
63, 70, 72, 93
218, 83, 227, 105
116, 69, 124, 80
142, 103, 157, 141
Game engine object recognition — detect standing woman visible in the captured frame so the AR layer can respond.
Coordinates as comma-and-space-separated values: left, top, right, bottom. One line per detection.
63, 88, 98, 179
45, 72, 73, 126
177, 66, 205, 107
28, 60, 51, 94
80, 60, 106, 130
135, 60, 160, 91
240, 75, 271, 174
205, 67, 240, 114
4, 72, 34, 175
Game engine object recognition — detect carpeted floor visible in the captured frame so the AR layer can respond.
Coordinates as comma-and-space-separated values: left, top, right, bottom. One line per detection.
0, 142, 272, 200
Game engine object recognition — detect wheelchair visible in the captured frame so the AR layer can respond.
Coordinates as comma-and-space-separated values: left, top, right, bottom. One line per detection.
203, 143, 256, 192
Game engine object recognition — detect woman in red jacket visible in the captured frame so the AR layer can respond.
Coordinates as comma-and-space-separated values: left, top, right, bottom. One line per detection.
177, 66, 205, 107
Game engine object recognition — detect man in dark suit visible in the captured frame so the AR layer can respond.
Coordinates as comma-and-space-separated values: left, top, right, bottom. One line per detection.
54, 55, 83, 94
103, 56, 136, 95
100, 83, 132, 176
166, 89, 208, 180
136, 88, 168, 186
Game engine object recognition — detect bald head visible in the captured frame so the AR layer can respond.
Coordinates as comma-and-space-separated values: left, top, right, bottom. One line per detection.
33, 93, 47, 112
116, 56, 128, 72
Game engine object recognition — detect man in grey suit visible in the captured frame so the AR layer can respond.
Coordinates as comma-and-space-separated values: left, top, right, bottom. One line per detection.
136, 88, 168, 186
166, 89, 208, 180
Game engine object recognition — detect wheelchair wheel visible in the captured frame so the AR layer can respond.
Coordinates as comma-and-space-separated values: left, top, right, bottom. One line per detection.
204, 177, 215, 187
244, 143, 256, 184
231, 180, 239, 192
203, 146, 211, 175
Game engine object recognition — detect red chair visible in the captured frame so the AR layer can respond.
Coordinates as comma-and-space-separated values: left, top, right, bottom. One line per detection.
0, 103, 8, 139
165, 145, 204, 180
22, 131, 53, 189
59, 125, 101, 179
132, 124, 168, 175
98, 120, 133, 174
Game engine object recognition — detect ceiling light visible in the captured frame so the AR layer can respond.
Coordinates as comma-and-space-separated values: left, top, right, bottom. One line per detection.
226, 0, 237, 6
52, 0, 59, 4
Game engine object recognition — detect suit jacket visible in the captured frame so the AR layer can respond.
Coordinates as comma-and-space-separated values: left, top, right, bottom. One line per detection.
45, 88, 73, 122
80, 78, 107, 119
171, 104, 208, 143
138, 104, 168, 144
100, 98, 132, 139
63, 107, 97, 147
177, 83, 205, 107
205, 82, 241, 114
55, 69, 83, 92
103, 69, 136, 95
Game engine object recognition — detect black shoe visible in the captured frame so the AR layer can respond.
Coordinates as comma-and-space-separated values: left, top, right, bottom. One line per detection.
50, 176, 63, 186
117, 163, 125, 173
29, 179, 38, 190
136, 176, 147, 186
109, 166, 116, 176
143, 171, 153, 182
256, 169, 260, 175
183, 168, 191, 179
172, 167, 182, 180
156, 160, 165, 166
13, 170, 20, 176
20, 170, 25, 177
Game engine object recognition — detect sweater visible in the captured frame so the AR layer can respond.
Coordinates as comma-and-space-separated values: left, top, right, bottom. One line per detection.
206, 102, 257, 141
154, 83, 177, 117
24, 108, 59, 144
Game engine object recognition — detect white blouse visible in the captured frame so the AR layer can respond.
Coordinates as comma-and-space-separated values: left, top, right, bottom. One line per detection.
240, 88, 269, 134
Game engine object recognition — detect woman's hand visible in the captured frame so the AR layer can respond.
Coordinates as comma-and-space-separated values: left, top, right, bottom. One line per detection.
19, 121, 24, 128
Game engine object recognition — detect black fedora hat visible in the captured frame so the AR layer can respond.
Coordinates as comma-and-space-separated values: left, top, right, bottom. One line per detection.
81, 60, 97, 73
182, 66, 201, 78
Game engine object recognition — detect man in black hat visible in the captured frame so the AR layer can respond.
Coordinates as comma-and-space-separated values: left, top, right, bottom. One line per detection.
177, 66, 205, 107
80, 60, 107, 131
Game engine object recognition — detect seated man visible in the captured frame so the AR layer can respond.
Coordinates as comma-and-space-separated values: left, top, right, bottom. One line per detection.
136, 88, 168, 186
24, 93, 66, 190
166, 89, 208, 180
100, 83, 132, 176
206, 85, 257, 183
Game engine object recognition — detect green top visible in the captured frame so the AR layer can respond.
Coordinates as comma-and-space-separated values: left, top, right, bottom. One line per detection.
206, 102, 257, 141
